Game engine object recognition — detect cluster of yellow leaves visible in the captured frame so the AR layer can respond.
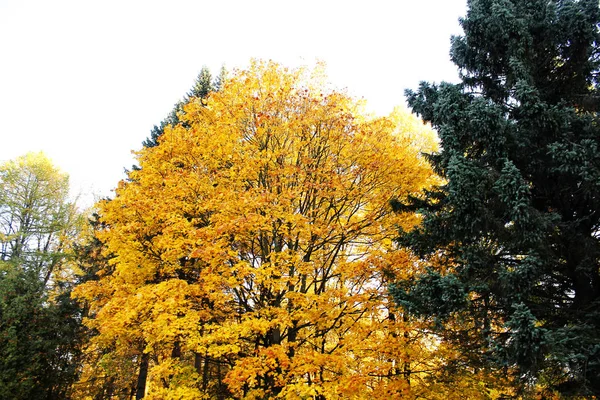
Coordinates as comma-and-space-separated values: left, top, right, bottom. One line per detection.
73, 61, 504, 399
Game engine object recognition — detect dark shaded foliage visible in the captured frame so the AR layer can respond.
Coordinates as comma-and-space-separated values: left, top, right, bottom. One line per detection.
393, 0, 600, 396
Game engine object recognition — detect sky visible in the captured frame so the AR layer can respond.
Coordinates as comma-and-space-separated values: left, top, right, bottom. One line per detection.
0, 0, 467, 206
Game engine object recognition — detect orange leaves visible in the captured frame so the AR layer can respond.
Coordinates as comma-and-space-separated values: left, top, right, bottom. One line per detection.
75, 60, 443, 398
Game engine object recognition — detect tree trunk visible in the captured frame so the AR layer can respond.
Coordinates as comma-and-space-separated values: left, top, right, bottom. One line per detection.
135, 353, 150, 399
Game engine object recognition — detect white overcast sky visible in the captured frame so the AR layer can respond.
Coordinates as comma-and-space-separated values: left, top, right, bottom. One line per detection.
0, 0, 466, 206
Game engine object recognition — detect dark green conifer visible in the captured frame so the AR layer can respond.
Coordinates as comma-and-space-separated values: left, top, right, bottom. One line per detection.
143, 65, 225, 148
392, 0, 600, 395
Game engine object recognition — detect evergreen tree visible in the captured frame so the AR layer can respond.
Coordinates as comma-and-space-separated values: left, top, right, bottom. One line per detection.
185, 66, 213, 102
0, 269, 83, 400
143, 65, 225, 148
213, 65, 227, 92
392, 0, 600, 396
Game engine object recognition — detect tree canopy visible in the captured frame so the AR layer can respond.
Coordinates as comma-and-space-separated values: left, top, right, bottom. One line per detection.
393, 0, 600, 396
73, 61, 454, 399
0, 152, 84, 399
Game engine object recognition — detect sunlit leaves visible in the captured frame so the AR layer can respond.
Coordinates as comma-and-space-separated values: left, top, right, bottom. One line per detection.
75, 60, 440, 398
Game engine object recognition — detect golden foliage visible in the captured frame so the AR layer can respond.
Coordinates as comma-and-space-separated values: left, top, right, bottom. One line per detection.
73, 61, 503, 399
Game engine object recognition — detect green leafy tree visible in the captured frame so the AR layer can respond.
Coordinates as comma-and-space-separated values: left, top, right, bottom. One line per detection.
0, 152, 80, 285
0, 152, 85, 399
392, 0, 600, 396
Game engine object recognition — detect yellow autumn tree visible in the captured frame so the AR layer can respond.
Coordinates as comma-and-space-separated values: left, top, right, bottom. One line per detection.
74, 61, 450, 399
